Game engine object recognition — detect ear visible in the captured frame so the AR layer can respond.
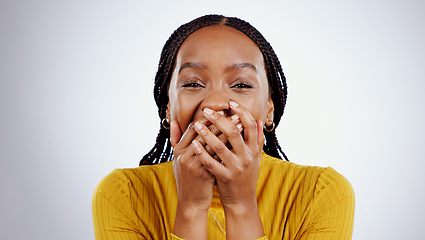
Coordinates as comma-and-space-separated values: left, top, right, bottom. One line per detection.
266, 98, 274, 124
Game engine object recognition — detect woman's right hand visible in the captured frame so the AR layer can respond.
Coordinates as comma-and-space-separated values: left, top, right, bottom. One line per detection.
171, 117, 242, 240
171, 119, 216, 214
171, 119, 214, 239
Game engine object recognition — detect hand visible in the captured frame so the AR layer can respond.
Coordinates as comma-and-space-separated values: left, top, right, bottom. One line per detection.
196, 115, 244, 161
171, 119, 214, 240
171, 119, 215, 211
171, 116, 244, 210
171, 116, 243, 239
191, 101, 265, 239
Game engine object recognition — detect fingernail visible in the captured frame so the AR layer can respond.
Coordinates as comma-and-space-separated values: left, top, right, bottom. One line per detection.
194, 122, 206, 135
192, 140, 202, 154
236, 123, 243, 131
231, 114, 239, 120
203, 108, 213, 115
232, 118, 240, 124
229, 101, 239, 108
194, 122, 202, 131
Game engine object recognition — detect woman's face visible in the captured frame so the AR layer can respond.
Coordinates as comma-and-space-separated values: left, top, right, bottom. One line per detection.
167, 25, 274, 132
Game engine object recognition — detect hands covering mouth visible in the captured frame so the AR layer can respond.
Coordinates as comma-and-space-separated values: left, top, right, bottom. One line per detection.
171, 100, 265, 222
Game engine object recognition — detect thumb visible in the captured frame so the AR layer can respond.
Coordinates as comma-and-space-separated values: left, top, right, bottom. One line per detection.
170, 120, 182, 148
257, 120, 265, 152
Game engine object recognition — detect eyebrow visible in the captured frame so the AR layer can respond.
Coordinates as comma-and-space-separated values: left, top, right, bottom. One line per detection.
178, 62, 206, 75
226, 62, 257, 73
178, 61, 257, 75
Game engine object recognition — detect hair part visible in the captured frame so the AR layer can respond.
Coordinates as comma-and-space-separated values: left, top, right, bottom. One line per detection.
140, 14, 288, 165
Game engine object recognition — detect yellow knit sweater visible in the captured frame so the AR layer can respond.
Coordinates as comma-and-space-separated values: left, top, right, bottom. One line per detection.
92, 152, 354, 239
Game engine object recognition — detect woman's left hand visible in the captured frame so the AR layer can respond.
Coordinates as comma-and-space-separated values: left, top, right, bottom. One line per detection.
192, 101, 266, 240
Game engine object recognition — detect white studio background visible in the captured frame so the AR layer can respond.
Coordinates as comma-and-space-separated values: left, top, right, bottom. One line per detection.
1, 0, 424, 239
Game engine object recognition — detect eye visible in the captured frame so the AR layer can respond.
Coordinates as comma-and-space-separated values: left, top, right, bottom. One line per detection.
232, 83, 253, 89
181, 81, 204, 88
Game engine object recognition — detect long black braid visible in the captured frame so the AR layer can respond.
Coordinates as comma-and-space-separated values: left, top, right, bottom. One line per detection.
140, 14, 288, 165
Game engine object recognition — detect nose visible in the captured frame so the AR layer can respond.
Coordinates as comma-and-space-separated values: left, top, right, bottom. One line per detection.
201, 88, 230, 115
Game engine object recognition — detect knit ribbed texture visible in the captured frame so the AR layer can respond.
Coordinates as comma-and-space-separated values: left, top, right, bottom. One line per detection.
92, 152, 354, 239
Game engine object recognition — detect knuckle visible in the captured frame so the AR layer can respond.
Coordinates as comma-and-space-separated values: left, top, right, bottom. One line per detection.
195, 136, 205, 145
229, 127, 241, 138
218, 134, 228, 144
242, 159, 252, 168
234, 165, 244, 175
205, 160, 213, 169
196, 149, 204, 157
213, 143, 226, 154
221, 172, 232, 183
180, 157, 189, 167
213, 113, 223, 121
208, 125, 217, 133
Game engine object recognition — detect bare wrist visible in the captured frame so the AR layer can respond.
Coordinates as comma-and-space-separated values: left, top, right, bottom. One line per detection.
176, 202, 209, 220
173, 203, 209, 240
223, 201, 264, 240
222, 198, 258, 217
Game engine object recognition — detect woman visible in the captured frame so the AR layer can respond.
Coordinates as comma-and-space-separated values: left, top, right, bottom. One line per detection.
92, 14, 355, 240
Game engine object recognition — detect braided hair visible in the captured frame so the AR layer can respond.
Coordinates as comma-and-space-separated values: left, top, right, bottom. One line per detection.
140, 14, 288, 165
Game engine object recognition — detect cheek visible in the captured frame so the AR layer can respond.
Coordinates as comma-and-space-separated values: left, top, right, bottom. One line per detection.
170, 95, 202, 131
245, 102, 268, 121
235, 93, 269, 121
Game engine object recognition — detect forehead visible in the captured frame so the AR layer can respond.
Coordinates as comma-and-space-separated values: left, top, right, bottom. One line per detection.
176, 25, 264, 67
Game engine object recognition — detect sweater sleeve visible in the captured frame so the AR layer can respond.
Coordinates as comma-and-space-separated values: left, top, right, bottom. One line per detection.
92, 170, 144, 240
298, 167, 355, 240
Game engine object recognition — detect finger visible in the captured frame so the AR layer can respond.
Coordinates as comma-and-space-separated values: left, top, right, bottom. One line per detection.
257, 120, 265, 153
202, 107, 246, 156
229, 101, 258, 151
194, 121, 236, 166
174, 133, 209, 170
196, 116, 242, 154
174, 150, 209, 180
170, 120, 182, 148
174, 118, 210, 151
195, 115, 240, 143
192, 139, 229, 179
173, 113, 242, 157
203, 121, 243, 155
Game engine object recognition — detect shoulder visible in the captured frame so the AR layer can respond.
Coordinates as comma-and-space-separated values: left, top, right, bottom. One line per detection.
260, 152, 325, 185
314, 167, 354, 199
93, 161, 175, 202
259, 152, 354, 200
92, 161, 177, 238
258, 153, 355, 237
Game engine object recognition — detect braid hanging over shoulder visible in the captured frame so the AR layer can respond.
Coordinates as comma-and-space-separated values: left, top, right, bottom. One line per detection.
140, 14, 288, 165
